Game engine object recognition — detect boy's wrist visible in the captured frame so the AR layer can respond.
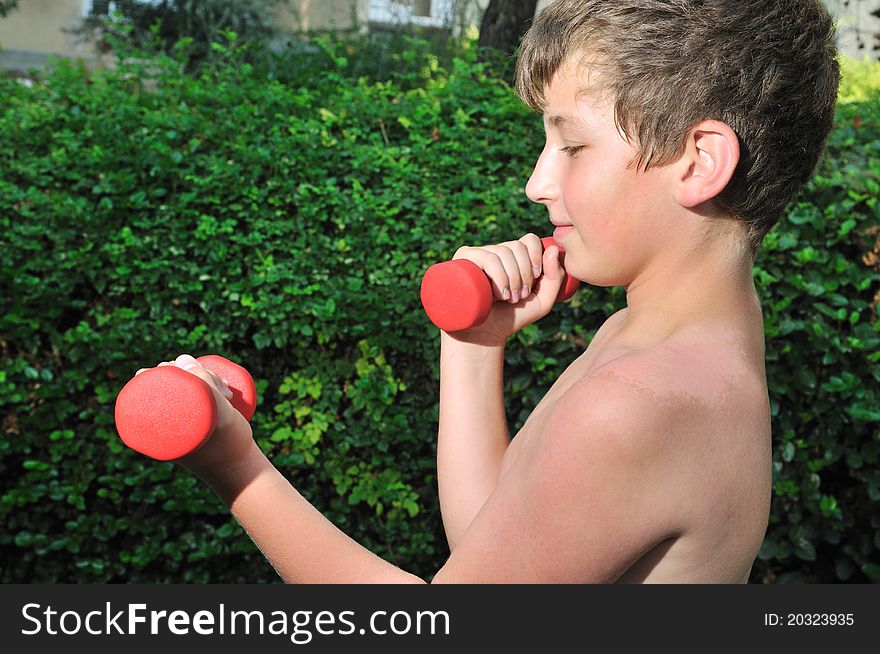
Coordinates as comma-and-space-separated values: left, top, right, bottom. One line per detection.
184, 439, 270, 506
441, 336, 506, 370
440, 330, 507, 355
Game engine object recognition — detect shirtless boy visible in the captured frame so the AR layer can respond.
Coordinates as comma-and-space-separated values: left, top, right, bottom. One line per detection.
138, 0, 840, 582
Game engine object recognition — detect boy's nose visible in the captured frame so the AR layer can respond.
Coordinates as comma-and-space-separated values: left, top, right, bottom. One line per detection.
525, 149, 559, 206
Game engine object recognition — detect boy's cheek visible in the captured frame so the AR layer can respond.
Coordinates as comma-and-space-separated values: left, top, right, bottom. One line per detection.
566, 218, 635, 286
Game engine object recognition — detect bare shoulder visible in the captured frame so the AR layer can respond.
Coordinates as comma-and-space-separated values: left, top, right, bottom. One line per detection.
556, 321, 765, 436
542, 356, 690, 459
573, 325, 773, 582
580, 322, 773, 488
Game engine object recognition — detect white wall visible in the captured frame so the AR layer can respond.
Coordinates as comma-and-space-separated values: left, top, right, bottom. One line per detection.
825, 0, 880, 59
0, 0, 94, 56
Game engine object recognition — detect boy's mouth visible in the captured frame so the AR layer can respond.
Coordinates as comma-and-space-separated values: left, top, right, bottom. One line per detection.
552, 225, 575, 241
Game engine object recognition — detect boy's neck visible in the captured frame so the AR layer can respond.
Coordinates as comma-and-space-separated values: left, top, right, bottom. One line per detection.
618, 231, 762, 345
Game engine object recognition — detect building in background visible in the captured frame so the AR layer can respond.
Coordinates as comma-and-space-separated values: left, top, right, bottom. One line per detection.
0, 0, 96, 71
0, 0, 876, 72
0, 0, 489, 71
826, 0, 880, 59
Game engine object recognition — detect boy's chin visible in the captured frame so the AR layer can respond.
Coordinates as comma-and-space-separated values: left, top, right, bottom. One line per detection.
564, 258, 629, 289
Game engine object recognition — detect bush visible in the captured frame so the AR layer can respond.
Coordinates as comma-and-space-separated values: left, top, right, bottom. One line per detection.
838, 56, 880, 104
0, 41, 876, 583
0, 40, 549, 582
749, 77, 880, 582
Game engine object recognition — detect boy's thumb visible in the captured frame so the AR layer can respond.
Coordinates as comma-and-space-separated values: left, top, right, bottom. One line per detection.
534, 244, 565, 310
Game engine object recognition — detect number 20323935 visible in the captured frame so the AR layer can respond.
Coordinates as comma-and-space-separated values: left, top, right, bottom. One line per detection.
764, 613, 854, 627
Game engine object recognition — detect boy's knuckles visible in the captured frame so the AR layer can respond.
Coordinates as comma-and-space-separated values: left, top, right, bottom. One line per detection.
522, 235, 544, 260
452, 245, 470, 259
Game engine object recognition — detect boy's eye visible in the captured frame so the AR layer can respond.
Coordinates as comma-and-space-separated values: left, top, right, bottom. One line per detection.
560, 145, 586, 157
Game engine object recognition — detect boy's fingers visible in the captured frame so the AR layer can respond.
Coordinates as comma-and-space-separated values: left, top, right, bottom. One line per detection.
485, 244, 525, 302
498, 239, 537, 297
173, 354, 233, 400
174, 354, 200, 370
453, 247, 512, 301
519, 233, 544, 282
452, 235, 548, 304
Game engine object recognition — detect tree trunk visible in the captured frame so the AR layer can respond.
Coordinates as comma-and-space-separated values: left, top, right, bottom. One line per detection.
477, 0, 539, 56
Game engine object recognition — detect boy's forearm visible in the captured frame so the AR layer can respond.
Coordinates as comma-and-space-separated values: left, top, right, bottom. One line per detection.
437, 334, 509, 550
194, 440, 425, 584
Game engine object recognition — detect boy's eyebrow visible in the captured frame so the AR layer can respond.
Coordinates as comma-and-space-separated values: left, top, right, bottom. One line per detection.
546, 114, 587, 129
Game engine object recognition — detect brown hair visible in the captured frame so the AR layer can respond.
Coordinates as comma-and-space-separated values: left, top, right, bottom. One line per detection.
515, 0, 840, 251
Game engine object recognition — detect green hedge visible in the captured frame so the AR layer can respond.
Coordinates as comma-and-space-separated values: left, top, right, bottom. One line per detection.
751, 91, 880, 583
1, 40, 877, 583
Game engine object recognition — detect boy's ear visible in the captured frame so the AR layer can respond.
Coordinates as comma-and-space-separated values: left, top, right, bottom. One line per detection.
672, 120, 740, 209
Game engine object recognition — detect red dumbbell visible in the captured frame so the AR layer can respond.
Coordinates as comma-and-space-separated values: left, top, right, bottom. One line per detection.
420, 236, 580, 332
114, 355, 257, 461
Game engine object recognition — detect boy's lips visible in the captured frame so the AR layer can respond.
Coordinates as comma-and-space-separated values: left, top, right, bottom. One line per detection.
552, 224, 575, 241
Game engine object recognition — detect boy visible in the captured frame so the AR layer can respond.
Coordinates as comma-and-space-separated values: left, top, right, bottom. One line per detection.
140, 0, 839, 582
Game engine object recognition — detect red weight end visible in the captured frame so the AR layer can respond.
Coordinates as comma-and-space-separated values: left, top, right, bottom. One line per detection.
420, 259, 493, 332
197, 355, 257, 421
540, 236, 580, 302
115, 367, 216, 461
557, 268, 581, 302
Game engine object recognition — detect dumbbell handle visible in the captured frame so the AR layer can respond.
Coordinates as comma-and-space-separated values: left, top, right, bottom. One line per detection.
114, 355, 257, 461
420, 236, 580, 332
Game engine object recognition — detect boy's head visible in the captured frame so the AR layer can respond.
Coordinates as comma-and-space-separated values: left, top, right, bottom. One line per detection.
515, 0, 840, 253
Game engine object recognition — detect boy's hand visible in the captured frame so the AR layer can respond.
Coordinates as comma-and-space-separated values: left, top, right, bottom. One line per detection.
449, 233, 566, 344
135, 354, 256, 476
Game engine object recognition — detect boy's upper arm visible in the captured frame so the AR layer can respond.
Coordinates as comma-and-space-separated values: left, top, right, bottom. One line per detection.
431, 370, 686, 583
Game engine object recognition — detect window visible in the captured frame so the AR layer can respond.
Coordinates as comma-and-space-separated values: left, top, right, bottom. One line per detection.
86, 0, 162, 16
368, 0, 454, 29
84, 0, 114, 15
412, 0, 431, 17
